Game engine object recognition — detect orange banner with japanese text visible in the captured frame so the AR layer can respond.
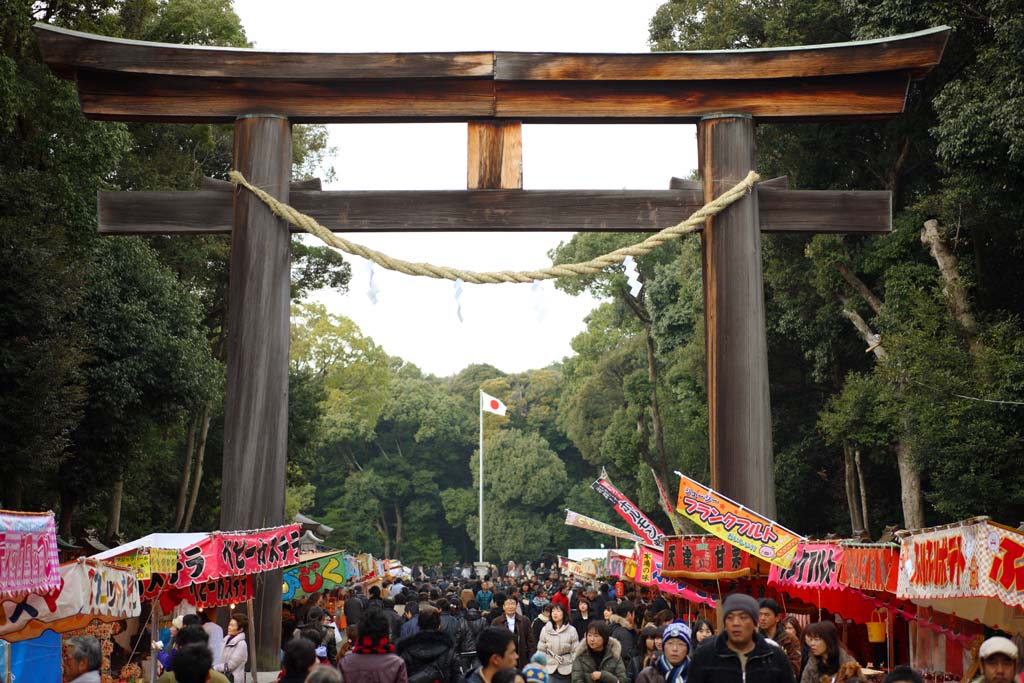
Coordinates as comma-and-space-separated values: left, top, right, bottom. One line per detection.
675, 474, 802, 569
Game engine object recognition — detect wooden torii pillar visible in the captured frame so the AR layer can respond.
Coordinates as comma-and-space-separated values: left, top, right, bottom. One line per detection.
35, 23, 947, 665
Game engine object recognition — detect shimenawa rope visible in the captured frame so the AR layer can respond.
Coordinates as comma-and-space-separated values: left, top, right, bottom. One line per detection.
228, 170, 760, 285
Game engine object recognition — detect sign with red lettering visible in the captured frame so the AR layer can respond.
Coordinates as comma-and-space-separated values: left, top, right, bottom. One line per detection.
0, 510, 61, 597
592, 470, 666, 547
769, 542, 843, 589
897, 519, 1024, 610
662, 536, 751, 579
839, 546, 898, 592
141, 524, 301, 598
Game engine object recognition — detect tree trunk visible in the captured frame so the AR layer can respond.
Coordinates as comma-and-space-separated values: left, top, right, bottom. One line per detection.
182, 403, 211, 531
838, 264, 885, 315
6, 473, 23, 510
836, 288, 924, 531
394, 503, 403, 559
644, 327, 669, 478
895, 441, 924, 529
377, 514, 391, 558
840, 298, 887, 359
855, 449, 870, 535
174, 413, 199, 530
921, 219, 979, 348
843, 444, 863, 534
59, 487, 77, 540
106, 469, 124, 541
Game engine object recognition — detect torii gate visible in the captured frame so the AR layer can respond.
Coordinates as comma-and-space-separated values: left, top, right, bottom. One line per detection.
35, 23, 947, 666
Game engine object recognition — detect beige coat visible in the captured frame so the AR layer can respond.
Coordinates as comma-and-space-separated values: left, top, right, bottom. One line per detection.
538, 621, 580, 675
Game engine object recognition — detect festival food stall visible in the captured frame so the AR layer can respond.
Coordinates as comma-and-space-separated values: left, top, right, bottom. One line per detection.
93, 524, 303, 683
1, 511, 143, 682
896, 518, 1024, 676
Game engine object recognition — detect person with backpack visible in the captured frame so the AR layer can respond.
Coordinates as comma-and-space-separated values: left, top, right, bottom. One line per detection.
459, 600, 488, 672
396, 606, 464, 683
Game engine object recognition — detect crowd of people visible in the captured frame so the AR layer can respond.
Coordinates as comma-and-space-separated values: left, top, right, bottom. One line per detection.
62, 564, 1024, 683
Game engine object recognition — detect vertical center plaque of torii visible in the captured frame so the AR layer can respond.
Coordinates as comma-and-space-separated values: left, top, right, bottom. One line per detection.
35, 22, 948, 664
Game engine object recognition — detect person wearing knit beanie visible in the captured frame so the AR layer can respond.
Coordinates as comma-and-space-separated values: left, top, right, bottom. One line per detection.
636, 622, 691, 683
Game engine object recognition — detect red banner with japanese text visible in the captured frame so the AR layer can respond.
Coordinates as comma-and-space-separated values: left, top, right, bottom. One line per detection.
141, 524, 301, 599
839, 545, 898, 592
154, 574, 253, 613
662, 536, 751, 579
897, 518, 1024, 610
592, 470, 666, 547
675, 474, 802, 569
769, 542, 844, 589
633, 545, 716, 607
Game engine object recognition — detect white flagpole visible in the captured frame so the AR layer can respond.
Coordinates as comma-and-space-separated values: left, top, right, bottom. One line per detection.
478, 391, 484, 564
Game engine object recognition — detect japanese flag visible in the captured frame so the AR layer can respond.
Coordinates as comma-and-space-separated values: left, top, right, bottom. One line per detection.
480, 391, 507, 416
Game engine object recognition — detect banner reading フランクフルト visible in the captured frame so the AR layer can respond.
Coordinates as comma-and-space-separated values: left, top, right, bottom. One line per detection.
675, 473, 803, 570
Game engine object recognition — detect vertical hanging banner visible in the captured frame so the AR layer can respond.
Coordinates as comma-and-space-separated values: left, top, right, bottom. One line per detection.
662, 536, 751, 579
591, 470, 666, 547
0, 510, 61, 597
675, 473, 802, 569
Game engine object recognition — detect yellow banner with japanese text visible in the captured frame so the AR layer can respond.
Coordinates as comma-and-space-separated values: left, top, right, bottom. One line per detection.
675, 474, 802, 569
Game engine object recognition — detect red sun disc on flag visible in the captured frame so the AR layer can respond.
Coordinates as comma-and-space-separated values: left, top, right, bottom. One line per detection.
489, 400, 500, 411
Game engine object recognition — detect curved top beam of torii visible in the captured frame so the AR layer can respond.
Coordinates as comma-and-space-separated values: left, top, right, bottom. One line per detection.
34, 23, 948, 123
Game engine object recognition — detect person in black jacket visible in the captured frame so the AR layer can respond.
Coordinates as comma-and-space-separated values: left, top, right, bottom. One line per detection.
687, 594, 794, 683
397, 606, 465, 683
459, 600, 488, 670
607, 603, 637, 661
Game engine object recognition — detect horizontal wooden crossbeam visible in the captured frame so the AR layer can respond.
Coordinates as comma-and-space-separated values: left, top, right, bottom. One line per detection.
98, 185, 890, 235
35, 24, 948, 123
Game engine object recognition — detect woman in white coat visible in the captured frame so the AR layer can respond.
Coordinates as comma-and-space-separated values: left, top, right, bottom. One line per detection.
218, 612, 248, 681
538, 603, 579, 683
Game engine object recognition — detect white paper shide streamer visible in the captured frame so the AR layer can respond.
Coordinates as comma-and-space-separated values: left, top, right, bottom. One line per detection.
530, 280, 547, 322
454, 278, 465, 322
622, 255, 643, 297
366, 261, 380, 305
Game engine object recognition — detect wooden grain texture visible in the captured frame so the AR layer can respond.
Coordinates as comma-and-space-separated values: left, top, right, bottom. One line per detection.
72, 71, 913, 122
493, 73, 912, 120
33, 22, 949, 123
35, 22, 946, 82
98, 187, 891, 234
201, 176, 321, 191
221, 115, 290, 670
698, 115, 776, 517
494, 28, 948, 80
75, 73, 496, 122
467, 121, 522, 189
34, 24, 494, 79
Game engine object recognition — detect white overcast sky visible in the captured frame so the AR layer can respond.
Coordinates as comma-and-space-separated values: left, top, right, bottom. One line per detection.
232, 0, 698, 377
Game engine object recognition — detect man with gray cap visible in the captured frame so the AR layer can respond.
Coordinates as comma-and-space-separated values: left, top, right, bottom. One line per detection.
974, 636, 1019, 683
689, 594, 794, 683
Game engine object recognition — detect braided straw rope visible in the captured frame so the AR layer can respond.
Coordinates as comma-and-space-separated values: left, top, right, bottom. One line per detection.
228, 170, 760, 284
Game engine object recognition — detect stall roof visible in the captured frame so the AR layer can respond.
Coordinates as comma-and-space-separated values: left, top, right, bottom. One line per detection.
91, 532, 208, 559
